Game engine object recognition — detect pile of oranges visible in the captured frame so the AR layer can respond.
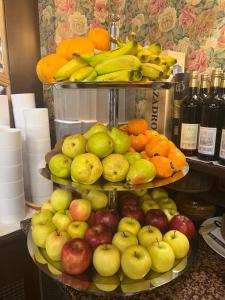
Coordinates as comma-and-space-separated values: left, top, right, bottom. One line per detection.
120, 118, 186, 179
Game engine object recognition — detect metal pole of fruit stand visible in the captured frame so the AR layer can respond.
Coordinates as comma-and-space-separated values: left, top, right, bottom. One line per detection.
108, 88, 119, 130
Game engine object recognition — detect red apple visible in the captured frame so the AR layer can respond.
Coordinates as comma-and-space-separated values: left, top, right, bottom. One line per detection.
62, 272, 91, 291
90, 209, 119, 231
84, 224, 112, 248
121, 206, 144, 224
169, 214, 196, 241
145, 209, 169, 233
69, 199, 91, 222
61, 238, 92, 275
118, 192, 139, 209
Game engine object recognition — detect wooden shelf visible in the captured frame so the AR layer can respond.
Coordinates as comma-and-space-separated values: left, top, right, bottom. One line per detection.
187, 158, 225, 179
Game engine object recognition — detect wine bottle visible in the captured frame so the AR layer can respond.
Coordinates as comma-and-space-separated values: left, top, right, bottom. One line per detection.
199, 73, 209, 101
219, 73, 225, 165
180, 72, 201, 156
197, 70, 221, 161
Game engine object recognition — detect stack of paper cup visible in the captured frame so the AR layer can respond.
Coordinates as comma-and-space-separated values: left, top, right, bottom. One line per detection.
23, 108, 53, 205
0, 95, 10, 126
11, 93, 36, 199
0, 128, 25, 224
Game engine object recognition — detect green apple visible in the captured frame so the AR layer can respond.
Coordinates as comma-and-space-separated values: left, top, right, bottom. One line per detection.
45, 231, 70, 261
147, 240, 175, 273
86, 132, 114, 158
158, 198, 177, 211
32, 221, 56, 248
50, 189, 72, 211
67, 221, 88, 238
141, 193, 153, 202
131, 189, 148, 197
41, 201, 55, 214
151, 188, 168, 201
109, 128, 130, 154
138, 225, 162, 248
86, 190, 108, 210
118, 217, 141, 236
163, 230, 190, 259
121, 245, 151, 280
112, 231, 138, 253
32, 210, 53, 226
124, 151, 142, 165
141, 200, 160, 213
162, 209, 179, 221
49, 153, 72, 178
102, 154, 129, 182
62, 134, 87, 158
126, 159, 156, 185
93, 244, 120, 276
93, 273, 120, 292
71, 153, 103, 184
83, 123, 107, 139
52, 211, 71, 231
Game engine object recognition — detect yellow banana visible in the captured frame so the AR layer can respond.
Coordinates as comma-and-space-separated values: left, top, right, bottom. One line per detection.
137, 49, 161, 64
95, 55, 141, 75
69, 66, 94, 81
141, 63, 163, 80
161, 68, 172, 80
83, 70, 97, 81
80, 34, 138, 67
159, 56, 177, 67
147, 43, 161, 55
54, 57, 87, 81
96, 69, 142, 81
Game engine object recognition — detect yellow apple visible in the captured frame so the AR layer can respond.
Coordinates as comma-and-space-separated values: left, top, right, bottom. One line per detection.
112, 231, 138, 253
138, 225, 162, 248
163, 230, 190, 259
118, 217, 141, 236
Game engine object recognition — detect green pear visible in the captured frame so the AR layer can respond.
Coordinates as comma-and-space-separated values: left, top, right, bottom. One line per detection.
45, 231, 70, 261
32, 221, 56, 248
49, 153, 72, 178
126, 159, 156, 185
71, 153, 103, 184
109, 128, 131, 154
83, 123, 107, 139
86, 132, 114, 158
62, 134, 87, 158
102, 154, 129, 182
32, 210, 53, 226
124, 152, 142, 165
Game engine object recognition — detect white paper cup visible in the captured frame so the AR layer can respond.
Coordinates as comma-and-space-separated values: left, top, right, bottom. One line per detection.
28, 153, 46, 170
26, 138, 51, 155
31, 181, 53, 198
0, 95, 10, 127
0, 193, 25, 224
0, 128, 22, 150
0, 148, 23, 165
31, 195, 50, 206
23, 108, 49, 127
0, 179, 24, 199
0, 164, 23, 183
25, 126, 50, 140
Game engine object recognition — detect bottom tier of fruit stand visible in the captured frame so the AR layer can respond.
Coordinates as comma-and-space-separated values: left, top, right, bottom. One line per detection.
27, 228, 195, 297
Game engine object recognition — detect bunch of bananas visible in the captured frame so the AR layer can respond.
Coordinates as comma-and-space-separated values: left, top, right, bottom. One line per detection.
54, 35, 177, 82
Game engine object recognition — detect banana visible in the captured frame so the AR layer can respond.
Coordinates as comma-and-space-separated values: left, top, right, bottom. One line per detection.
80, 34, 138, 67
54, 57, 87, 81
95, 69, 142, 81
69, 66, 94, 81
147, 43, 161, 55
83, 70, 98, 81
159, 56, 177, 67
161, 68, 172, 80
95, 55, 141, 75
137, 49, 161, 64
141, 63, 163, 80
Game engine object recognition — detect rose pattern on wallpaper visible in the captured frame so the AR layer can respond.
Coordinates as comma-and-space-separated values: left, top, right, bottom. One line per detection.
38, 0, 225, 119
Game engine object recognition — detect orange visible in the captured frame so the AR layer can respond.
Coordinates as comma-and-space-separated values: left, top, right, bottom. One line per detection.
167, 148, 186, 171
167, 140, 176, 151
87, 27, 110, 51
130, 134, 149, 152
157, 134, 168, 141
145, 129, 159, 141
67, 37, 94, 60
150, 156, 174, 178
36, 54, 68, 83
128, 118, 148, 135
145, 139, 170, 157
56, 38, 74, 60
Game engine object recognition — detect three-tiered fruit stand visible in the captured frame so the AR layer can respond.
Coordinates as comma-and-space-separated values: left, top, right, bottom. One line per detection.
27, 80, 192, 297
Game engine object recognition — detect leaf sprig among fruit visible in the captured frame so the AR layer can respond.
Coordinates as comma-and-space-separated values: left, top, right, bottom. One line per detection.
32, 187, 196, 292
36, 27, 177, 83
48, 118, 187, 186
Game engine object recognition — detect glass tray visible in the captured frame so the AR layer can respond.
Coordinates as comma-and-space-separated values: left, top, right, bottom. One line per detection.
40, 163, 189, 192
27, 229, 194, 297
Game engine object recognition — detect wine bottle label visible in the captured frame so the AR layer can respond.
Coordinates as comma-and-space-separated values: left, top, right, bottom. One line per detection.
198, 126, 217, 155
173, 99, 182, 119
180, 123, 199, 150
219, 129, 225, 159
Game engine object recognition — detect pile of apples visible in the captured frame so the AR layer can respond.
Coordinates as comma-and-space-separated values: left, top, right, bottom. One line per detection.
31, 187, 196, 292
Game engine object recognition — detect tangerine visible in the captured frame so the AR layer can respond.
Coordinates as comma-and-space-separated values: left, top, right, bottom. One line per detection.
130, 134, 149, 152
145, 129, 159, 141
150, 156, 174, 178
56, 38, 74, 60
128, 118, 148, 135
145, 139, 170, 157
36, 54, 68, 83
87, 27, 110, 51
67, 37, 94, 60
167, 140, 176, 151
167, 148, 186, 171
